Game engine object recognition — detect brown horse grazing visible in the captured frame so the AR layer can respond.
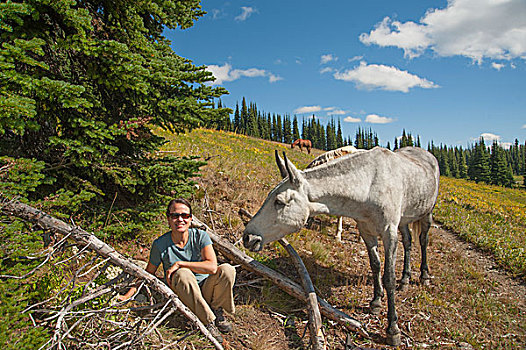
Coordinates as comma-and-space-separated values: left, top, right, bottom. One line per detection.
291, 139, 312, 154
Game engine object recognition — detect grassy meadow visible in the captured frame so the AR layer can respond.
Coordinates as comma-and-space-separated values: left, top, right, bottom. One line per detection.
148, 128, 526, 349
434, 177, 526, 278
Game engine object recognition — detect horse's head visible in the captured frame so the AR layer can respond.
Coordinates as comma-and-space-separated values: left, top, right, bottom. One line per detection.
291, 139, 298, 148
243, 151, 329, 252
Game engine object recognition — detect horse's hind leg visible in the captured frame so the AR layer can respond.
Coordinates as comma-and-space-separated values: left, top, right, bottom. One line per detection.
419, 213, 432, 285
399, 224, 412, 289
358, 224, 383, 315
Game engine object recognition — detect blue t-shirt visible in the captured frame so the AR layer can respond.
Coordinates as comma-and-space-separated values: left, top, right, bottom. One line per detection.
149, 228, 213, 284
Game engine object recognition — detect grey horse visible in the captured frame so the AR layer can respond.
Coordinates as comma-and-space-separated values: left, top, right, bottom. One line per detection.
243, 147, 440, 346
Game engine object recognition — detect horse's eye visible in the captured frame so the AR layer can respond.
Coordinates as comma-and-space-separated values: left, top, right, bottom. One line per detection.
274, 199, 286, 209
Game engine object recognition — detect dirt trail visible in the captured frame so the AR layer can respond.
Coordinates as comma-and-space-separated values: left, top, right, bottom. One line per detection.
432, 223, 526, 308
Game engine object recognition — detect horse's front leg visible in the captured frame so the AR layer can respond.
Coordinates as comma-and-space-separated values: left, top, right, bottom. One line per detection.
382, 225, 401, 346
359, 230, 383, 314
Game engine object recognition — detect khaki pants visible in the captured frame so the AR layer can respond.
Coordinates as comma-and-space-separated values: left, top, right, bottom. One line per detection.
170, 263, 236, 324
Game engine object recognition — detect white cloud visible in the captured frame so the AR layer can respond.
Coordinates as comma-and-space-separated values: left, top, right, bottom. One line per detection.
294, 106, 322, 114
501, 142, 513, 150
474, 132, 501, 142
320, 67, 334, 74
349, 55, 364, 62
268, 73, 283, 83
359, 0, 526, 64
344, 116, 362, 123
235, 7, 257, 21
522, 124, 526, 129
328, 109, 346, 115
205, 63, 281, 85
321, 54, 337, 64
334, 61, 439, 92
491, 62, 506, 70
211, 9, 224, 20
365, 114, 395, 124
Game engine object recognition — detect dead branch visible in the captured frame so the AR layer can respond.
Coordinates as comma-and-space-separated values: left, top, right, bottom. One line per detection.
279, 237, 326, 350
1, 198, 224, 350
192, 215, 369, 339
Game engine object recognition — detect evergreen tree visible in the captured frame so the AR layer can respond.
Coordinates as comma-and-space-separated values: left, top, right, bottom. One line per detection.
468, 138, 491, 183
265, 113, 272, 141
490, 141, 514, 187
240, 97, 249, 134
457, 148, 468, 178
271, 114, 277, 141
0, 0, 224, 209
317, 119, 326, 150
276, 114, 283, 142
438, 146, 451, 177
292, 116, 300, 141
448, 148, 459, 178
336, 119, 344, 148
233, 102, 241, 133
355, 127, 364, 149
326, 119, 336, 150
283, 115, 292, 144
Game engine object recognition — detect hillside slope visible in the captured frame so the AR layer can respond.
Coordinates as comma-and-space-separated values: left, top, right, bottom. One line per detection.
148, 128, 526, 349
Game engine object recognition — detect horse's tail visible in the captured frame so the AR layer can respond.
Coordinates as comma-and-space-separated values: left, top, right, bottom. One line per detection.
409, 220, 421, 246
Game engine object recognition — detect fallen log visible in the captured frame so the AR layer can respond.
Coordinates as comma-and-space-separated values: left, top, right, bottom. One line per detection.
192, 216, 369, 338
1, 198, 224, 350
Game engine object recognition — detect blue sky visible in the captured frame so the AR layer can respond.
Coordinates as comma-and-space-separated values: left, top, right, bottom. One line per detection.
165, 0, 526, 149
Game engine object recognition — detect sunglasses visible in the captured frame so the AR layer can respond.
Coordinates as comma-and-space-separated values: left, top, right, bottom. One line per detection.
168, 212, 192, 220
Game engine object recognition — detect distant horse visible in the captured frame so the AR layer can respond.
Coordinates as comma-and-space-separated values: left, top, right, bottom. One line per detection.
291, 139, 312, 154
243, 147, 440, 346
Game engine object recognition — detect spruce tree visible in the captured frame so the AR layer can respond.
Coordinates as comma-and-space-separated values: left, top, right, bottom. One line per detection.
469, 139, 491, 183
336, 119, 344, 148
326, 119, 336, 150
240, 98, 248, 134
276, 114, 283, 142
233, 102, 241, 133
292, 116, 300, 141
0, 0, 226, 211
457, 148, 468, 178
271, 114, 277, 141
283, 115, 292, 144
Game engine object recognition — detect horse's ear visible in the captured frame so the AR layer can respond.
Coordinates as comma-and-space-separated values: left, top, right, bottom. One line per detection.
275, 150, 288, 178
282, 151, 304, 187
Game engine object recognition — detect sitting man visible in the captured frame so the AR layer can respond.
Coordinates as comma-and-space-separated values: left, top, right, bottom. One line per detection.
119, 198, 236, 342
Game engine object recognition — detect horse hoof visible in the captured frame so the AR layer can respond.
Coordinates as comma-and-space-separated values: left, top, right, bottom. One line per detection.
386, 332, 401, 346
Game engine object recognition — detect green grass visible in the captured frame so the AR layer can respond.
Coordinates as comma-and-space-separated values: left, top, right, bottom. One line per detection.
434, 177, 526, 278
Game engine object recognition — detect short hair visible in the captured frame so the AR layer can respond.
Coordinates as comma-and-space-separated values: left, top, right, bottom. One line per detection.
166, 198, 192, 216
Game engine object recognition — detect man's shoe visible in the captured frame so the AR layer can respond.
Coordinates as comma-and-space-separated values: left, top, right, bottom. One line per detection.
213, 307, 233, 333
205, 322, 223, 343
